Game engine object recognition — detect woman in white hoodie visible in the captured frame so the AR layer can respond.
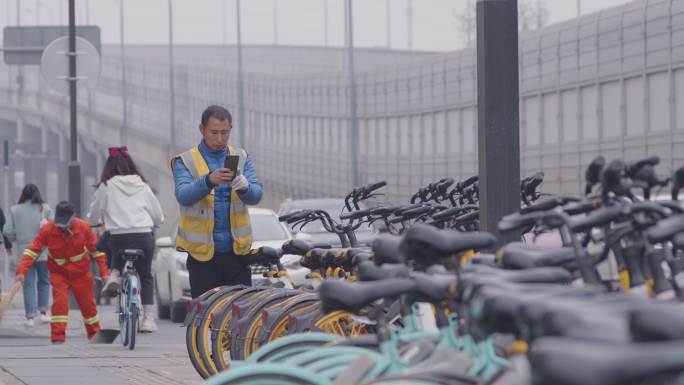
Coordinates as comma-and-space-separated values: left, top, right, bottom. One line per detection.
87, 146, 164, 332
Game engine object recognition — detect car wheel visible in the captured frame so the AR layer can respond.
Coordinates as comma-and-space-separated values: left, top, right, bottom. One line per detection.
155, 278, 171, 320
171, 301, 187, 323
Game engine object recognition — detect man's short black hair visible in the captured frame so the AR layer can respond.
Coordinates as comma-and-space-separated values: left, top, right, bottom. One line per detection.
201, 105, 232, 126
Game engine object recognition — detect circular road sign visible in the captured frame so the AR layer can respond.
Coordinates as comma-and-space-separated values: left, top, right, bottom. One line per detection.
40, 36, 101, 95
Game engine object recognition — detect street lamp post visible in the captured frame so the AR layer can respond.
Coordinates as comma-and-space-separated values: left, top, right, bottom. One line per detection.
386, 0, 391, 48
406, 0, 413, 50
119, 0, 128, 145
345, 0, 359, 187
236, 0, 246, 148
324, 0, 329, 47
168, 0, 176, 148
273, 0, 278, 45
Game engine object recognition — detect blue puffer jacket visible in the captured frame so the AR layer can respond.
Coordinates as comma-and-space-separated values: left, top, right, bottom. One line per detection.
172, 141, 263, 253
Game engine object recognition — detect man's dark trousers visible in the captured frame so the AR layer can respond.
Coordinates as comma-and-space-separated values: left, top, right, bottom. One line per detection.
187, 251, 252, 298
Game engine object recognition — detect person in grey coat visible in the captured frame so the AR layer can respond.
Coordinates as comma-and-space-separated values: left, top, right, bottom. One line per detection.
4, 184, 54, 327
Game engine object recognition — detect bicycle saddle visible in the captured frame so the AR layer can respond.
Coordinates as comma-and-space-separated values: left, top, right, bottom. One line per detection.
281, 239, 332, 256
499, 243, 577, 270
401, 223, 496, 258
121, 249, 144, 260
319, 279, 415, 314
522, 294, 643, 343
357, 262, 411, 282
530, 337, 684, 385
630, 304, 684, 342
371, 234, 403, 265
462, 265, 574, 287
646, 214, 684, 244
409, 272, 456, 304
246, 246, 282, 266
299, 248, 333, 269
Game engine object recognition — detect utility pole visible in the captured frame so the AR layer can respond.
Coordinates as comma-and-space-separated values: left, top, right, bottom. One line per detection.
119, 0, 128, 144
236, 0, 246, 148
386, 0, 391, 48
345, 0, 359, 187
169, 0, 176, 148
406, 0, 413, 50
273, 0, 278, 45
476, 0, 520, 247
67, 0, 81, 214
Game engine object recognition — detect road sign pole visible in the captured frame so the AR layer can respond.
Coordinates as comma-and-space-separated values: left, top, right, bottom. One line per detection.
67, 0, 81, 215
476, 0, 520, 247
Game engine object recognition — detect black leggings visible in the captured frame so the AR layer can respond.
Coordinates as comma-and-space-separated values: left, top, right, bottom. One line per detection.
109, 232, 155, 305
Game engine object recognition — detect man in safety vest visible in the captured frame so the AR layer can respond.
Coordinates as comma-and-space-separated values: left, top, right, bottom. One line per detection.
15, 201, 110, 344
172, 105, 263, 298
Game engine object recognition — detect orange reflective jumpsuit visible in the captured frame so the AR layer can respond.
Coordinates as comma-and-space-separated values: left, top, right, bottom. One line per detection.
16, 218, 110, 342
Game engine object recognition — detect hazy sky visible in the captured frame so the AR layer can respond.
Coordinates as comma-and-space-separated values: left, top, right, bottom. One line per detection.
3, 0, 636, 51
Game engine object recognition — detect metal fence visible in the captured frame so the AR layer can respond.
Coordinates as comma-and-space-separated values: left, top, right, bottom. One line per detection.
2, 0, 684, 207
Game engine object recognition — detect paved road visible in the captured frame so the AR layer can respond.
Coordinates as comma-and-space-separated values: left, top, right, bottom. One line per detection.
0, 296, 201, 385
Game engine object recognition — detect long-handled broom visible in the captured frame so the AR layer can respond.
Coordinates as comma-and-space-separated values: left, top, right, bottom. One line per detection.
0, 281, 22, 322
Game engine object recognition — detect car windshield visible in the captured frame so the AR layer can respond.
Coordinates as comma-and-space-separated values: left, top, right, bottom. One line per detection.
286, 204, 375, 234
251, 214, 290, 241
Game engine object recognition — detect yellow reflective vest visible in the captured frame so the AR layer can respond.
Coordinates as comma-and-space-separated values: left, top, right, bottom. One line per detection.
172, 145, 253, 261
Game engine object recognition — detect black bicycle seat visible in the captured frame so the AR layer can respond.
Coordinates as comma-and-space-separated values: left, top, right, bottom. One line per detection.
357, 262, 411, 282
246, 246, 282, 266
281, 239, 332, 256
646, 214, 684, 244
465, 265, 573, 286
499, 243, 576, 270
409, 272, 456, 304
401, 223, 496, 258
299, 248, 333, 269
319, 279, 415, 314
371, 234, 403, 265
120, 249, 144, 260
630, 304, 684, 342
530, 337, 684, 385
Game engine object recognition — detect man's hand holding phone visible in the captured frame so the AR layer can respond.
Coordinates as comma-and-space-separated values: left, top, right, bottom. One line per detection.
208, 168, 235, 186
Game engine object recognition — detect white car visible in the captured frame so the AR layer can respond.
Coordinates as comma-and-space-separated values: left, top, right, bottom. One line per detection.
153, 208, 309, 322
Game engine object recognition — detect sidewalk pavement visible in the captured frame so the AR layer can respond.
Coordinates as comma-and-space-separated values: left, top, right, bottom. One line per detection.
0, 293, 201, 385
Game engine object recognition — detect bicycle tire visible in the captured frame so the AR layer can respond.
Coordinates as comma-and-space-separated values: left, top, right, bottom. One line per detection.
209, 288, 276, 373
260, 296, 319, 344
199, 287, 267, 376
128, 305, 138, 350
246, 333, 342, 364
201, 363, 331, 385
231, 290, 304, 360
240, 292, 310, 359
186, 286, 242, 379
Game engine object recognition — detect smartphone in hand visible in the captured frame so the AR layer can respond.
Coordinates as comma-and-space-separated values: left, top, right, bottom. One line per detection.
224, 155, 240, 180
